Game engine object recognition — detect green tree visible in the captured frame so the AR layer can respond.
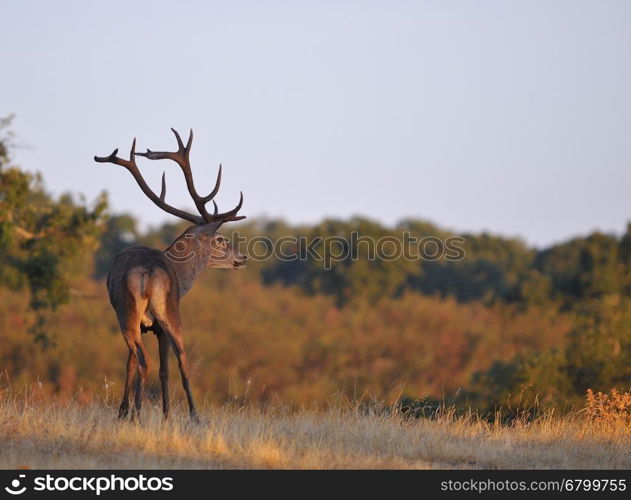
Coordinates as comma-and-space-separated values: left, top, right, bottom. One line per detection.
0, 116, 107, 344
535, 232, 622, 302
263, 217, 421, 306
564, 296, 631, 394
409, 232, 536, 304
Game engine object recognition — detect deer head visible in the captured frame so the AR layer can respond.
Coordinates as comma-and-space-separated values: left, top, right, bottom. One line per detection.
94, 128, 247, 271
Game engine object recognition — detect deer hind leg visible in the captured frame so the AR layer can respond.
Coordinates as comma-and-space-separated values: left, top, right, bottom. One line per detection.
155, 324, 171, 419
132, 333, 151, 420
154, 311, 197, 421
119, 348, 136, 419
116, 312, 142, 419
116, 304, 151, 421
169, 330, 198, 421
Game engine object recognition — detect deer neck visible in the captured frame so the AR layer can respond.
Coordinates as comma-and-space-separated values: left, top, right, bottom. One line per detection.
163, 235, 209, 298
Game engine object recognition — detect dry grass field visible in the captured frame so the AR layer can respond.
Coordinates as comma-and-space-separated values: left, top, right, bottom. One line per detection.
0, 392, 629, 470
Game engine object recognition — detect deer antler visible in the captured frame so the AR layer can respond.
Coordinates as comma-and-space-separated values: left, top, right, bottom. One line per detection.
94, 130, 245, 225
135, 128, 245, 223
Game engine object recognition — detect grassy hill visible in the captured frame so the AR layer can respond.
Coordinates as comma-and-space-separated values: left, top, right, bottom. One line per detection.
1, 393, 628, 469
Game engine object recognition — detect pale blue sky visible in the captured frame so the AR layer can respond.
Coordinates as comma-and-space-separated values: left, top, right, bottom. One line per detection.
2, 1, 630, 247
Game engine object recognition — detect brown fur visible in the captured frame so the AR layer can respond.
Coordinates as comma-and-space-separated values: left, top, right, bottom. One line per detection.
107, 230, 246, 421
95, 128, 246, 421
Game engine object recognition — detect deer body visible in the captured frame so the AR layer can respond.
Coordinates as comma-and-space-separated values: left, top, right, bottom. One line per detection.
95, 129, 246, 420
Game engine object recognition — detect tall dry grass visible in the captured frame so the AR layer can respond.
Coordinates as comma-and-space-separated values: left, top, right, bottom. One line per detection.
585, 389, 631, 426
0, 391, 628, 469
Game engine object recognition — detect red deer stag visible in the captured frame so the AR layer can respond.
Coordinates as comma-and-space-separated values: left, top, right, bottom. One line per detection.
94, 128, 246, 421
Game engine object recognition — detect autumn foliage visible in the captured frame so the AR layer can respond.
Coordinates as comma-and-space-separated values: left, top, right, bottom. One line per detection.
1, 117, 630, 414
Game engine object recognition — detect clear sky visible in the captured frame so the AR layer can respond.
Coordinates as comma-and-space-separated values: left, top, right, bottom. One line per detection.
2, 1, 630, 247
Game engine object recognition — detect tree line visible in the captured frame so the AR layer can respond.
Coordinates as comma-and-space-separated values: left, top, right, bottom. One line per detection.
1, 116, 629, 411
